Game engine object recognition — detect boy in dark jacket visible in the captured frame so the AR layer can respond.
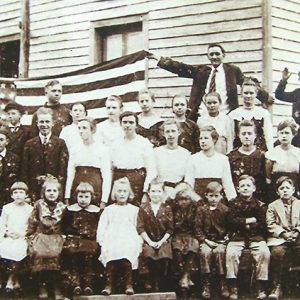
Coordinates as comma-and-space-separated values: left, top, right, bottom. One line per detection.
226, 175, 270, 300
195, 181, 229, 299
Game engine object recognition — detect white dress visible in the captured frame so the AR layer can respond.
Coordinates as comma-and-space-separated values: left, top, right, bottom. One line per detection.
111, 134, 157, 191
95, 120, 123, 148
0, 202, 33, 261
59, 123, 83, 155
96, 203, 142, 269
185, 151, 237, 200
154, 145, 191, 197
65, 140, 112, 203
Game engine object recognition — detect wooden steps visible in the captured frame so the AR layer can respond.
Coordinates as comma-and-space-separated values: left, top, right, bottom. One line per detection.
74, 292, 177, 300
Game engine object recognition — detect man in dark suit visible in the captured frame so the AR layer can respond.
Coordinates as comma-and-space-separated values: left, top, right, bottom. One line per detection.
21, 107, 69, 202
275, 68, 300, 148
0, 128, 20, 210
156, 44, 273, 121
4, 102, 30, 158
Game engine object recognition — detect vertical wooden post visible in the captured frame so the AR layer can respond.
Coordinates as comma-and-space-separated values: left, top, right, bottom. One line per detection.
262, 0, 273, 114
19, 0, 30, 78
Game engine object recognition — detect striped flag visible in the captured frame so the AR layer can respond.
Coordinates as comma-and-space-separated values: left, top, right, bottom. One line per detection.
3, 50, 149, 125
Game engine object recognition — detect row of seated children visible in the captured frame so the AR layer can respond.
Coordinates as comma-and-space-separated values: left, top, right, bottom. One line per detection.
1, 172, 300, 300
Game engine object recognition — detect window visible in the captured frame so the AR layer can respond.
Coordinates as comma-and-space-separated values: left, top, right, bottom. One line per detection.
91, 15, 148, 64
0, 40, 20, 77
100, 22, 143, 62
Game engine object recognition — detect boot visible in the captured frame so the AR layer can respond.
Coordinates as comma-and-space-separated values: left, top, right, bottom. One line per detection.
201, 275, 211, 299
268, 282, 281, 300
101, 263, 113, 296
124, 268, 134, 295
179, 272, 189, 289
220, 277, 229, 298
53, 272, 64, 300
228, 279, 238, 300
38, 282, 48, 300
256, 280, 267, 300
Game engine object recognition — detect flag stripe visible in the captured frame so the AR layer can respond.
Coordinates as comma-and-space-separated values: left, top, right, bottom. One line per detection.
12, 51, 149, 125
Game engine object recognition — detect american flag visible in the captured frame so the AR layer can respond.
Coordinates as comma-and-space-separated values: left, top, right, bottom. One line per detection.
1, 50, 149, 125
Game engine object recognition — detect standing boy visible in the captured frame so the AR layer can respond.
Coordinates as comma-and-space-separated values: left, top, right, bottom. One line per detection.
30, 80, 71, 137
4, 102, 30, 158
21, 107, 69, 202
0, 128, 20, 211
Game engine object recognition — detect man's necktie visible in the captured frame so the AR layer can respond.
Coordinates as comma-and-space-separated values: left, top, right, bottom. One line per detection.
0, 155, 3, 177
43, 136, 48, 146
208, 68, 217, 93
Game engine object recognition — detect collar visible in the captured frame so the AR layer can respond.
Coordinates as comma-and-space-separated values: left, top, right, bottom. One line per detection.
0, 148, 7, 158
9, 122, 21, 128
67, 203, 100, 213
44, 102, 60, 108
211, 63, 224, 72
39, 133, 52, 143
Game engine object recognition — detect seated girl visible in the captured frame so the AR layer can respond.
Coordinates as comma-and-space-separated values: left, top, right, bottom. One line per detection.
97, 177, 142, 295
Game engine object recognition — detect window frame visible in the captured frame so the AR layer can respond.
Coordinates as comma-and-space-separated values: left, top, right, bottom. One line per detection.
90, 15, 149, 65
0, 34, 20, 78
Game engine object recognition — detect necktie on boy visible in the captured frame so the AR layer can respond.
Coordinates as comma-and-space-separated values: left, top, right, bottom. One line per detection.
208, 68, 217, 93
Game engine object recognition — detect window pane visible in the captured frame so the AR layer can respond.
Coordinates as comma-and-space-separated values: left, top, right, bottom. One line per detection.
126, 31, 143, 55
105, 34, 123, 61
0, 40, 20, 77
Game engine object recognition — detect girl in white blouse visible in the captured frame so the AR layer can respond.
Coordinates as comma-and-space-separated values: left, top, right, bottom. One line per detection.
65, 117, 112, 209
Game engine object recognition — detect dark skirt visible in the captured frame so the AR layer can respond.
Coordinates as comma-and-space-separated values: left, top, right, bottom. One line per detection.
172, 233, 199, 255
71, 166, 102, 206
112, 167, 146, 206
141, 239, 173, 260
194, 178, 222, 199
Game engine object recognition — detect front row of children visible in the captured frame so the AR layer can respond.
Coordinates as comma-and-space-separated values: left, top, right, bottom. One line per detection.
0, 174, 299, 300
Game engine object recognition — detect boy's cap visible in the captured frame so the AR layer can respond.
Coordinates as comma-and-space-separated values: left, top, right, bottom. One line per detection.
4, 102, 25, 114
0, 128, 10, 139
10, 181, 29, 192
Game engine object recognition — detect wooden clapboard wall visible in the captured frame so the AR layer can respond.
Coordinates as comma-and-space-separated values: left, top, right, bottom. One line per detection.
0, 0, 20, 41
271, 0, 300, 129
0, 0, 299, 125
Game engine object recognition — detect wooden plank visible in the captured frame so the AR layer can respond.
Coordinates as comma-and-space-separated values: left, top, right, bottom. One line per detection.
149, 6, 261, 29
29, 56, 89, 69
272, 17, 300, 33
272, 49, 300, 64
149, 29, 262, 49
272, 0, 300, 13
30, 39, 89, 53
73, 292, 176, 300
272, 27, 299, 41
0, 25, 20, 37
149, 40, 262, 58
149, 18, 262, 39
0, 1, 20, 14
30, 47, 88, 61
29, 65, 85, 77
31, 21, 90, 37
272, 37, 300, 53
150, 0, 261, 20
30, 31, 89, 45
0, 9, 20, 23
272, 6, 300, 23
272, 60, 300, 75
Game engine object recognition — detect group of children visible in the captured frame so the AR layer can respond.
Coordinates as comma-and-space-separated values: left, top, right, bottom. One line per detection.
0, 77, 299, 300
